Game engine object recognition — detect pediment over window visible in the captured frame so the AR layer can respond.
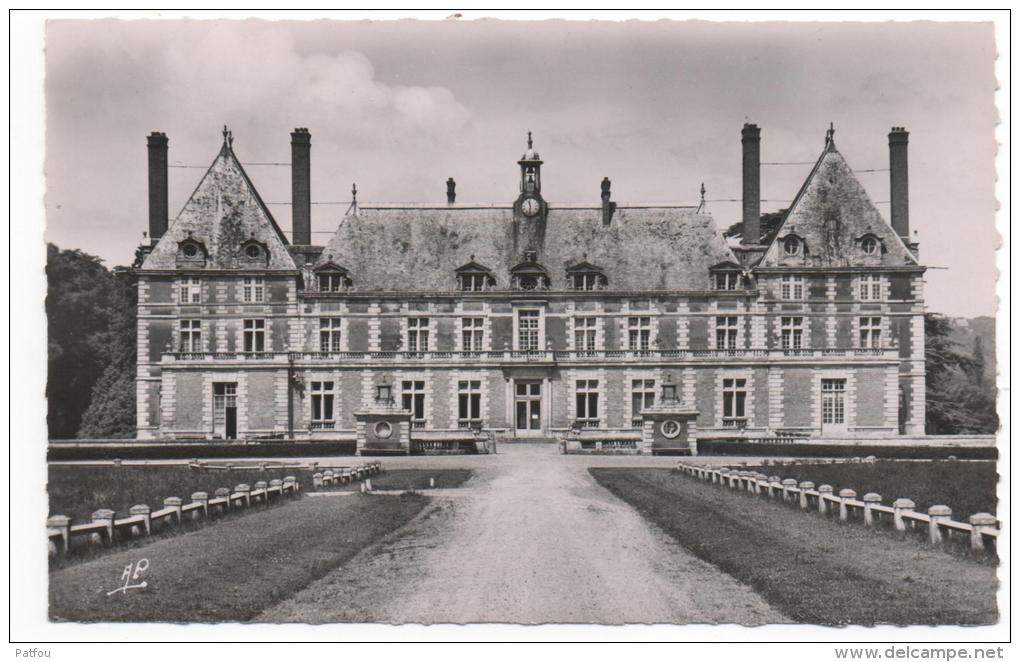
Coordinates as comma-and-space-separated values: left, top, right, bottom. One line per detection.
240, 238, 270, 267
176, 237, 208, 268
455, 257, 496, 291
314, 262, 353, 292
510, 250, 551, 290
708, 260, 745, 290
565, 260, 608, 291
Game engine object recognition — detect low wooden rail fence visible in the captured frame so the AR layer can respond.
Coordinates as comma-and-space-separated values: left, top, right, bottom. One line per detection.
675, 462, 1001, 553
46, 461, 382, 556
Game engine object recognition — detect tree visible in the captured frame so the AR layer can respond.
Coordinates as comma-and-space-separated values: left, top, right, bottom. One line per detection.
925, 313, 998, 435
47, 244, 137, 438
723, 209, 788, 244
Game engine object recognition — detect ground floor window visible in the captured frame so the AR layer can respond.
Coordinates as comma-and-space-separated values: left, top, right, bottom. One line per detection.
722, 378, 747, 427
402, 380, 426, 428
631, 378, 655, 427
457, 380, 482, 428
575, 379, 600, 427
822, 378, 847, 425
310, 381, 335, 429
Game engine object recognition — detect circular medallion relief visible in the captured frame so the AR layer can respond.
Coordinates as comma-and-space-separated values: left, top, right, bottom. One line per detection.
374, 421, 393, 439
660, 419, 683, 439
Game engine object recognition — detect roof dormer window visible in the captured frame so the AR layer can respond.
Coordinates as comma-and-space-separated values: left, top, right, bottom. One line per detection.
455, 256, 496, 292
511, 250, 551, 290
240, 238, 269, 267
783, 235, 802, 256
857, 233, 883, 258
315, 263, 352, 293
565, 259, 607, 291
176, 236, 208, 268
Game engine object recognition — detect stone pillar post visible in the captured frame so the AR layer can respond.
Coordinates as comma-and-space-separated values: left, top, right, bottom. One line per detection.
838, 489, 857, 521
255, 481, 269, 506
191, 492, 210, 518
969, 513, 997, 551
782, 479, 798, 502
235, 484, 252, 508
798, 482, 815, 509
862, 493, 882, 527
163, 497, 183, 525
928, 505, 952, 544
47, 515, 71, 554
92, 509, 116, 545
893, 498, 915, 531
817, 485, 833, 515
215, 487, 231, 511
129, 504, 152, 536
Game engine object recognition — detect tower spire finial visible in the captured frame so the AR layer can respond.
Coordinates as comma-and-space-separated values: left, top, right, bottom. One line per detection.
527, 131, 533, 149
825, 121, 835, 147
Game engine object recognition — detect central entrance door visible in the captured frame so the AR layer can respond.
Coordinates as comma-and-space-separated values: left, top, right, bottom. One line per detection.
213, 382, 238, 440
515, 380, 543, 436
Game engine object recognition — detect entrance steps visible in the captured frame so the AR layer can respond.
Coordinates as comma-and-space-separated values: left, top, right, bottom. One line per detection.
497, 436, 561, 445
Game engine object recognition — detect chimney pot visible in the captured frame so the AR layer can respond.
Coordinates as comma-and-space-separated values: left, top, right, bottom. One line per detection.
601, 177, 615, 225
741, 123, 761, 245
290, 128, 312, 245
147, 131, 169, 244
888, 126, 909, 239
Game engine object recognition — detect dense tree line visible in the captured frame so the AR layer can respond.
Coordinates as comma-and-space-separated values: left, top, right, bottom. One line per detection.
46, 245, 998, 438
47, 244, 137, 438
924, 313, 998, 435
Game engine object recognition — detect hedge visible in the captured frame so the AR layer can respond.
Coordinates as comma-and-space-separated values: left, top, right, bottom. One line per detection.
47, 440, 357, 461
694, 440, 997, 460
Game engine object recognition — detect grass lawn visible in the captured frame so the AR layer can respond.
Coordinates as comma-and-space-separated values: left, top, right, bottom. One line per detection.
590, 468, 998, 625
49, 492, 430, 622
748, 460, 998, 519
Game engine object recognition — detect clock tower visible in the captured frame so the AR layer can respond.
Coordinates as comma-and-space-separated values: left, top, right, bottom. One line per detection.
515, 132, 547, 220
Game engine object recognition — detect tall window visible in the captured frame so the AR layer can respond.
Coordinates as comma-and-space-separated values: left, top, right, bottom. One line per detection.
401, 380, 426, 428
822, 379, 847, 425
714, 272, 740, 291
780, 275, 804, 300
715, 316, 739, 350
780, 316, 804, 350
179, 277, 201, 304
243, 319, 265, 352
310, 381, 335, 428
859, 275, 882, 301
628, 317, 651, 352
631, 379, 655, 427
574, 317, 597, 355
859, 316, 882, 348
575, 379, 600, 427
242, 276, 265, 303
319, 318, 342, 352
461, 318, 484, 352
517, 310, 540, 351
722, 378, 747, 427
457, 380, 482, 427
407, 318, 430, 353
179, 319, 202, 352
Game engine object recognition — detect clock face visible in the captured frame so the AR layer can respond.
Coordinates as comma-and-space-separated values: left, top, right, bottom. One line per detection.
521, 197, 540, 217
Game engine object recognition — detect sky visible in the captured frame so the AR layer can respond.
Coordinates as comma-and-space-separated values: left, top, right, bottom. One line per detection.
43, 18, 999, 317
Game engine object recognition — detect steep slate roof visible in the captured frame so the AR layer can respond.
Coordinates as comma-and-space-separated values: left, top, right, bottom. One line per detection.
317, 205, 737, 291
141, 137, 296, 271
756, 139, 920, 269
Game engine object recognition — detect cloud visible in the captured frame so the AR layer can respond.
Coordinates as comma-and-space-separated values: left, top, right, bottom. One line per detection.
158, 22, 470, 142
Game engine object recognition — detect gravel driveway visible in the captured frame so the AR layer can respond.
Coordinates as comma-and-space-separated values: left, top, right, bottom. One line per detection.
259, 444, 787, 624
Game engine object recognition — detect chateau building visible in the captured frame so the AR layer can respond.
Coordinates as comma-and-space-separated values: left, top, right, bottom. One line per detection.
135, 123, 926, 451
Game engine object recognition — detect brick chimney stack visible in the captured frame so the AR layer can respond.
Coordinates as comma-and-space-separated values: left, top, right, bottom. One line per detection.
741, 123, 761, 245
447, 177, 456, 204
290, 128, 312, 245
147, 132, 169, 244
601, 176, 616, 225
888, 127, 910, 240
